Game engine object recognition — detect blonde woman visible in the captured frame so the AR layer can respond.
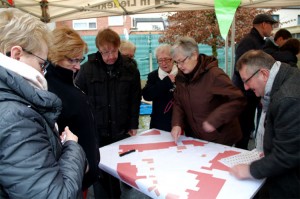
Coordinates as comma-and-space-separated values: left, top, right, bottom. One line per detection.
0, 8, 86, 198
46, 27, 100, 194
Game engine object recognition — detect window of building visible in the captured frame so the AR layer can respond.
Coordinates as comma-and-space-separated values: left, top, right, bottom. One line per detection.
108, 16, 123, 26
298, 15, 300, 25
272, 14, 280, 28
73, 18, 97, 30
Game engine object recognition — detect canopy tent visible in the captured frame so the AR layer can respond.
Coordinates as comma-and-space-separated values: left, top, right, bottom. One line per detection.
1, 0, 300, 23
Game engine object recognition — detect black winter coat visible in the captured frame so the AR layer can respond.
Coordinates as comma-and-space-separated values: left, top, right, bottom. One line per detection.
233, 27, 266, 92
46, 64, 100, 190
142, 70, 175, 132
75, 52, 141, 146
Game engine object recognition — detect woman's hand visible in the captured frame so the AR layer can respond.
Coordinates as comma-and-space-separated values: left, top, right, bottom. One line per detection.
60, 126, 78, 144
171, 125, 182, 143
202, 121, 216, 133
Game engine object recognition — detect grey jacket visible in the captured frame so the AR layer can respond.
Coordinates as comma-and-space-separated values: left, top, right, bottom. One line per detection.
0, 64, 86, 199
250, 63, 300, 198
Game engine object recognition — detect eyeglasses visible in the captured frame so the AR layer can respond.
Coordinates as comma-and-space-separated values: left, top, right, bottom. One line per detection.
243, 69, 260, 84
99, 49, 118, 57
65, 56, 85, 64
157, 58, 172, 64
174, 56, 189, 66
22, 48, 49, 73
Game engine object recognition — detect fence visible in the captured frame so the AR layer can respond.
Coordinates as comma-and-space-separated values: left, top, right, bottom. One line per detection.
82, 34, 234, 80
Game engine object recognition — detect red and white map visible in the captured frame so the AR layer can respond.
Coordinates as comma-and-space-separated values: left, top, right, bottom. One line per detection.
99, 129, 264, 199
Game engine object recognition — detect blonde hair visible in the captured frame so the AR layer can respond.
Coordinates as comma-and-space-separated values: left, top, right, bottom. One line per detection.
48, 27, 88, 65
0, 8, 51, 54
120, 40, 136, 52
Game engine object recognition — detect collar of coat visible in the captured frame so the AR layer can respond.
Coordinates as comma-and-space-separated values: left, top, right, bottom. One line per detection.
176, 54, 218, 83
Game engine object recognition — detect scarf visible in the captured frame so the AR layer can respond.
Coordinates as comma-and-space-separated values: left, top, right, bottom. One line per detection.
0, 52, 48, 90
256, 61, 281, 152
158, 64, 178, 80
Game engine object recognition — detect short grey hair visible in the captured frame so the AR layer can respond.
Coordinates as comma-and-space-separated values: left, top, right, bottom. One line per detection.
155, 44, 171, 58
0, 8, 52, 54
236, 50, 275, 73
171, 37, 199, 58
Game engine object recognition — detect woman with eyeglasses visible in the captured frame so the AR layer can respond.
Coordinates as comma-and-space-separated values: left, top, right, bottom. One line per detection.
170, 37, 246, 146
45, 27, 101, 197
0, 8, 86, 198
142, 44, 178, 132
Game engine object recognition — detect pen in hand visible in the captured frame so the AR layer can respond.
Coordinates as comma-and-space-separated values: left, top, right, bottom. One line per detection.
119, 149, 136, 157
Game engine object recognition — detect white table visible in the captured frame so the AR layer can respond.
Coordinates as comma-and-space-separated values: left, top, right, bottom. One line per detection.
99, 129, 264, 199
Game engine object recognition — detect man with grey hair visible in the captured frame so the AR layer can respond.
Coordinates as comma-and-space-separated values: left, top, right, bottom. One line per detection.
230, 50, 300, 199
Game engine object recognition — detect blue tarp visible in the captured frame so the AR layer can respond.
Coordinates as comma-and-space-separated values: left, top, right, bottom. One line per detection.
140, 102, 152, 115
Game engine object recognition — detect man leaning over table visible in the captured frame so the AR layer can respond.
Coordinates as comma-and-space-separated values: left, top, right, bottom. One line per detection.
230, 50, 300, 199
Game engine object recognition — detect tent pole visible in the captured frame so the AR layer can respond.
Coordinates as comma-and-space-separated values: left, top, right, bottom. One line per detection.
225, 34, 228, 75
230, 15, 236, 78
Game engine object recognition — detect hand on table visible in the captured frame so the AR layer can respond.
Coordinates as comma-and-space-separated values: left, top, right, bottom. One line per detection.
128, 129, 137, 136
230, 164, 254, 180
171, 125, 182, 143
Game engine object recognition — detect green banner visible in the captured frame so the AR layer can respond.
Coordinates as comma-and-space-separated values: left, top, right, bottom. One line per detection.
215, 0, 241, 40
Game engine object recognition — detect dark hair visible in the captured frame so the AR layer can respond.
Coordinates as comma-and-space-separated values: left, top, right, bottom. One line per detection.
274, 29, 292, 41
280, 38, 300, 55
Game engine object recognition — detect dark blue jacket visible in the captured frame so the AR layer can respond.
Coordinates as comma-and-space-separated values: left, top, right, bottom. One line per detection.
142, 70, 175, 132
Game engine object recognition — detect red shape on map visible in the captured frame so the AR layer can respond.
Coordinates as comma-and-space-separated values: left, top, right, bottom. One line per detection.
117, 163, 147, 188
148, 186, 156, 192
166, 193, 180, 199
155, 188, 160, 197
141, 129, 161, 136
119, 142, 177, 153
142, 158, 154, 164
201, 150, 240, 171
182, 140, 207, 146
187, 170, 226, 199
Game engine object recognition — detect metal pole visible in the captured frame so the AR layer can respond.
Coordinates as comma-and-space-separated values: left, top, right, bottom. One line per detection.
230, 16, 236, 78
148, 32, 153, 72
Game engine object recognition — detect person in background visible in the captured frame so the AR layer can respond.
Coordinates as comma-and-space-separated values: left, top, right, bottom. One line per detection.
119, 40, 136, 60
142, 44, 177, 132
230, 50, 300, 199
75, 28, 141, 198
232, 13, 278, 149
170, 37, 246, 146
0, 8, 86, 198
45, 27, 100, 197
271, 38, 300, 68
263, 28, 292, 55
